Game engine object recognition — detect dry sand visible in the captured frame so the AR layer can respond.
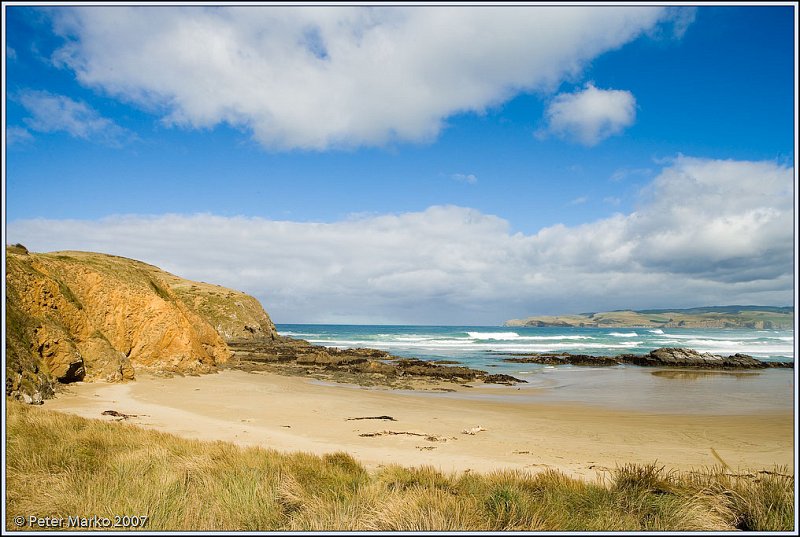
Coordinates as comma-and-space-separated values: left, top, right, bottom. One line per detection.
42, 369, 794, 481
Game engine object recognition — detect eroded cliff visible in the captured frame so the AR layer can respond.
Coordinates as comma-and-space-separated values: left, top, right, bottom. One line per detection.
6, 246, 277, 401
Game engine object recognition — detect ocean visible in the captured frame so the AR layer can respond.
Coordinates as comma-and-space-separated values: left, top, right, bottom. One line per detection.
275, 324, 796, 414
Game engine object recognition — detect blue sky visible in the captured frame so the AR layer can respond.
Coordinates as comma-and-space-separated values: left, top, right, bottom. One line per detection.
3, 4, 797, 324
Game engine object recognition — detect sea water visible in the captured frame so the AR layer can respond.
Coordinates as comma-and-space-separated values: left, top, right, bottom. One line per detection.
276, 324, 794, 366
275, 324, 796, 414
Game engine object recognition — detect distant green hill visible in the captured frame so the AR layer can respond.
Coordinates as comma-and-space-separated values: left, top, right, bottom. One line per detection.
506, 306, 794, 329
629, 305, 793, 315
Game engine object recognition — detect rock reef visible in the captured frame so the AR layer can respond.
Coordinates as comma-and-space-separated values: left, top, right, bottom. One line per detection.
498, 347, 793, 369
227, 337, 526, 387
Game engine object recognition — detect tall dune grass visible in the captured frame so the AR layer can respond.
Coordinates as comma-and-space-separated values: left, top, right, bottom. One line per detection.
5, 402, 794, 531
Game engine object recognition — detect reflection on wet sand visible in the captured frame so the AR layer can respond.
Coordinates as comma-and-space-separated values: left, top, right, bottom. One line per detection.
651, 369, 761, 381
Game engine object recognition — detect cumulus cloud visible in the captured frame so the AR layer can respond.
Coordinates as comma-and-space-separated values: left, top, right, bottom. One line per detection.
45, 5, 682, 150
539, 84, 637, 145
17, 90, 132, 146
630, 156, 794, 279
7, 156, 792, 324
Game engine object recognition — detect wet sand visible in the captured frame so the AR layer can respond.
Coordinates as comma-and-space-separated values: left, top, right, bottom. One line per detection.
42, 369, 794, 481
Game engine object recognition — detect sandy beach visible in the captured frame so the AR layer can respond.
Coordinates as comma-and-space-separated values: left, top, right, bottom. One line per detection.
40, 369, 793, 481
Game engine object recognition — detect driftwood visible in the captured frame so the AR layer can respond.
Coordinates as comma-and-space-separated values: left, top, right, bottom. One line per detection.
101, 410, 138, 420
359, 430, 453, 442
346, 415, 397, 421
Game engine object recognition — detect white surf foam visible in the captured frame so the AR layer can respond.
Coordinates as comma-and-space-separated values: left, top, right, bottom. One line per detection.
466, 332, 592, 341
467, 331, 522, 340
609, 332, 638, 337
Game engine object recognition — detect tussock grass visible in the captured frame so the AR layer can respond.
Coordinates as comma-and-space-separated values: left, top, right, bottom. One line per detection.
6, 402, 794, 531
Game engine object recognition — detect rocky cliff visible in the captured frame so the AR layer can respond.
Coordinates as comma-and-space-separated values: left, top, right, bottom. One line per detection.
6, 246, 277, 402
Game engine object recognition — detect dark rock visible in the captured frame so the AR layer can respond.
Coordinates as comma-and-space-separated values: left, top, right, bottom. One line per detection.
483, 374, 528, 385
348, 361, 398, 376
296, 350, 367, 366
502, 353, 621, 366
764, 361, 794, 368
227, 336, 527, 385
641, 348, 766, 369
396, 360, 480, 381
331, 347, 391, 359
499, 347, 791, 370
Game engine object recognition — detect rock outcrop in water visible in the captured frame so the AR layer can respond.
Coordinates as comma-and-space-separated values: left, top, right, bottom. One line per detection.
227, 338, 526, 387
499, 347, 793, 369
6, 247, 278, 402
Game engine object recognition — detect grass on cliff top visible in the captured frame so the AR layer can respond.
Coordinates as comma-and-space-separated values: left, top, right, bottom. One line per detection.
512, 308, 793, 328
6, 402, 795, 532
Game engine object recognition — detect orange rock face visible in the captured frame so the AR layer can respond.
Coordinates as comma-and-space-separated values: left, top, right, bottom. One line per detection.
6, 248, 277, 397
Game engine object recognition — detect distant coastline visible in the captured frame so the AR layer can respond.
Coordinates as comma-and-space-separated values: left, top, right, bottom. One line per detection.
505, 305, 794, 330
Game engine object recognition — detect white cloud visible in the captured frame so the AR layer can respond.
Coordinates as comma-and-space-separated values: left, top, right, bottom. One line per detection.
451, 173, 478, 184
17, 90, 131, 146
539, 84, 637, 146
630, 156, 794, 279
7, 156, 792, 324
649, 6, 697, 40
6, 126, 34, 146
47, 6, 681, 150
610, 167, 652, 182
